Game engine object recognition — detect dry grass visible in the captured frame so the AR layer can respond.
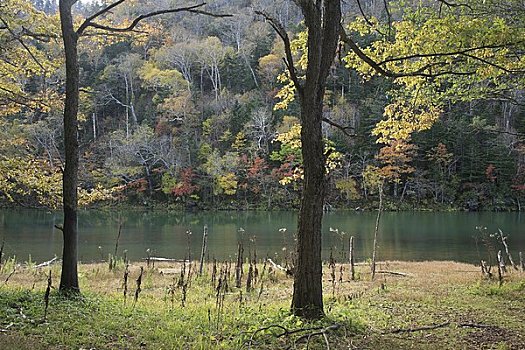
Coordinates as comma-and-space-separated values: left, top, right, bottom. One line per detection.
0, 259, 524, 349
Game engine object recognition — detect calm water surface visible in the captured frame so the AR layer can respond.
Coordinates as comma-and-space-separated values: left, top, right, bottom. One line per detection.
0, 209, 523, 263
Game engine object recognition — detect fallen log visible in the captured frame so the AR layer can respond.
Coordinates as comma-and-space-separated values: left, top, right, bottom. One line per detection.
389, 321, 450, 334
142, 257, 186, 263
376, 270, 410, 277
35, 257, 59, 268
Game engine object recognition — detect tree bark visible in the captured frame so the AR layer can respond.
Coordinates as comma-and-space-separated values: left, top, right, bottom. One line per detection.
58, 0, 80, 294
292, 99, 326, 318
290, 0, 341, 319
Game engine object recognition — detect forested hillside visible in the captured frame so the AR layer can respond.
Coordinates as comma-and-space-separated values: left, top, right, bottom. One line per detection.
1, 0, 524, 211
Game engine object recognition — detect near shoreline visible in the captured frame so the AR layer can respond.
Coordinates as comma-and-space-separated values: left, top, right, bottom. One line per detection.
0, 260, 523, 349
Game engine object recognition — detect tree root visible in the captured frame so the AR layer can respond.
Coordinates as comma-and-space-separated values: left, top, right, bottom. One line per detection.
289, 324, 341, 350
244, 323, 342, 350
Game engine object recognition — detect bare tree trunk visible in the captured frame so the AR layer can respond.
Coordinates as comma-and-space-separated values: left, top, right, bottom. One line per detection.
371, 183, 383, 281
59, 0, 80, 294
292, 100, 325, 319
92, 112, 96, 140
129, 73, 138, 126
242, 52, 259, 87
124, 75, 130, 138
289, 0, 341, 320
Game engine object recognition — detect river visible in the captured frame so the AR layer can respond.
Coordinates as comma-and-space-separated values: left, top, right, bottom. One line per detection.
0, 209, 523, 264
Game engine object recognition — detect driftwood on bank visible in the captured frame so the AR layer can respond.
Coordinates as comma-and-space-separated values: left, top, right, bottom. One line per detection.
142, 257, 186, 263
266, 258, 293, 276
375, 270, 410, 277
35, 257, 59, 268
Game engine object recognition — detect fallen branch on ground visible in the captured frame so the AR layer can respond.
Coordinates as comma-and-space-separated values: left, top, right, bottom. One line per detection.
376, 270, 410, 277
387, 321, 494, 334
142, 257, 186, 262
35, 257, 58, 268
458, 322, 493, 329
388, 321, 451, 334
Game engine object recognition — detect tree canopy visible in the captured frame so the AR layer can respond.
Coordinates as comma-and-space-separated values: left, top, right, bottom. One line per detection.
0, 0, 523, 213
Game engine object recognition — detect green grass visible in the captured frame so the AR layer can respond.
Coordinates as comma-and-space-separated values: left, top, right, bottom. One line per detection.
0, 260, 524, 349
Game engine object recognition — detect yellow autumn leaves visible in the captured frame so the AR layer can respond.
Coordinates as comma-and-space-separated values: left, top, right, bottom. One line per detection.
344, 3, 525, 144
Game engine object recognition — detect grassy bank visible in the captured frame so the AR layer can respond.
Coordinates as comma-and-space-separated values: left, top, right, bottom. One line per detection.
0, 259, 524, 349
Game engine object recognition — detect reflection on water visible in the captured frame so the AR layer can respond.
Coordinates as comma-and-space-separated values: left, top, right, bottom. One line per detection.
0, 209, 523, 263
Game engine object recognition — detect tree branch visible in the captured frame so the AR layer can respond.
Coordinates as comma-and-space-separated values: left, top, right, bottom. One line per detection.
340, 26, 519, 78
460, 52, 524, 74
355, 0, 376, 28
77, 0, 126, 36
322, 117, 355, 137
79, 3, 230, 36
382, 0, 392, 38
0, 86, 51, 109
339, 26, 401, 78
255, 11, 303, 96
20, 26, 59, 42
0, 18, 46, 71
436, 0, 473, 11
376, 41, 523, 66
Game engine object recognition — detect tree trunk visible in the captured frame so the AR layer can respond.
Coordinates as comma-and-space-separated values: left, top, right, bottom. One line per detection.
290, 0, 341, 319
59, 0, 80, 294
292, 100, 325, 319
371, 183, 383, 281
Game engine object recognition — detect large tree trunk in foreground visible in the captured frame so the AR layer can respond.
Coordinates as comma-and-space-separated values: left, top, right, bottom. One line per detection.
290, 0, 341, 319
292, 98, 326, 318
55, 0, 226, 294
59, 0, 80, 293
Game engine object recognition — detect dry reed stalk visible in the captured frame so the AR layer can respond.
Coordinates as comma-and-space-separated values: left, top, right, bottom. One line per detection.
371, 183, 383, 280
235, 242, 244, 288
349, 236, 355, 281
133, 266, 144, 307
199, 225, 208, 276
43, 270, 52, 321
123, 263, 129, 304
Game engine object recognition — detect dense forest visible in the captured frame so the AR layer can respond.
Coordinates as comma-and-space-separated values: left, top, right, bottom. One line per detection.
1, 0, 524, 211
